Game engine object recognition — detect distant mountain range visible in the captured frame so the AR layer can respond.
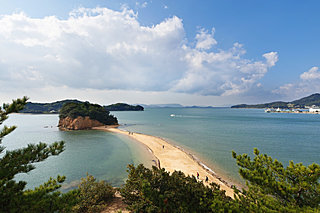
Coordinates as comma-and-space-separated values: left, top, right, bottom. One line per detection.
231, 93, 320, 109
140, 104, 184, 108
141, 104, 214, 108
19, 100, 144, 114
104, 103, 144, 111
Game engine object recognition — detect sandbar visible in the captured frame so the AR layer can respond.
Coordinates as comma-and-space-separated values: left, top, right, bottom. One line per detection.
93, 126, 234, 197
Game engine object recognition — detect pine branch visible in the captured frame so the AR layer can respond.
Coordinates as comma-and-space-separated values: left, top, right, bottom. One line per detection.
0, 141, 65, 180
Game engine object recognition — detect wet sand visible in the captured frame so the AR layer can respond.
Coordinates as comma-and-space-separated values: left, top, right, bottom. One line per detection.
93, 126, 234, 197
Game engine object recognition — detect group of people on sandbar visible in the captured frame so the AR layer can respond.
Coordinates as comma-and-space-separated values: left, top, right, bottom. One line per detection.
128, 131, 134, 135
197, 172, 209, 182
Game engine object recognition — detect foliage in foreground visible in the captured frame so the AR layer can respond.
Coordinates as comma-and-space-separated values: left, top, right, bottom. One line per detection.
120, 164, 235, 212
121, 149, 320, 213
0, 97, 77, 212
232, 148, 320, 212
73, 174, 115, 213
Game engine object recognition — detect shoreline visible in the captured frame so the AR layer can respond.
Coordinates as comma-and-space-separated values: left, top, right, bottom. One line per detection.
93, 126, 235, 197
231, 109, 320, 114
266, 111, 320, 114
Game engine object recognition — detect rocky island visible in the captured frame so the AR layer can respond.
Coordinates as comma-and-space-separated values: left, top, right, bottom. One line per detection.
58, 102, 118, 130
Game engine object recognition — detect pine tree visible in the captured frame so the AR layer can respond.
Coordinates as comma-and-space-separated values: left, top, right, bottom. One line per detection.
232, 148, 320, 212
0, 97, 77, 212
121, 150, 320, 212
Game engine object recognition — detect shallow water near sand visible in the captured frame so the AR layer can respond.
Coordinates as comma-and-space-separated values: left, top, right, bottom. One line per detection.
113, 108, 320, 186
2, 108, 320, 189
2, 114, 155, 190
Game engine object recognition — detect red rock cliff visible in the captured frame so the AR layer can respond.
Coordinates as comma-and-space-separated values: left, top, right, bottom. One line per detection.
58, 116, 104, 130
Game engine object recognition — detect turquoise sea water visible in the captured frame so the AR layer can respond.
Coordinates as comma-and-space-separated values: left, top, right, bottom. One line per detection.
2, 108, 320, 189
112, 108, 320, 186
2, 114, 155, 190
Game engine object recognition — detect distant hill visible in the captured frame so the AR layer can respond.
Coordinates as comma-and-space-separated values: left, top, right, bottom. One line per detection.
141, 104, 184, 108
104, 103, 144, 111
231, 93, 320, 109
184, 105, 214, 109
141, 104, 213, 108
20, 100, 82, 114
20, 100, 144, 114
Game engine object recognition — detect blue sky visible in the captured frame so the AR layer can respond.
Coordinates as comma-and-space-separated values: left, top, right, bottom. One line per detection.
0, 0, 319, 106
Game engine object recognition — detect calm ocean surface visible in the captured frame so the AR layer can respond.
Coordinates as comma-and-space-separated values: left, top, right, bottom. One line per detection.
3, 108, 320, 189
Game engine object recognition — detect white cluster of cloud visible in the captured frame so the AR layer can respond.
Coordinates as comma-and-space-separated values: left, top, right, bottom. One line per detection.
0, 7, 278, 99
300, 67, 320, 81
174, 44, 278, 96
195, 28, 217, 50
274, 66, 320, 99
135, 1, 148, 9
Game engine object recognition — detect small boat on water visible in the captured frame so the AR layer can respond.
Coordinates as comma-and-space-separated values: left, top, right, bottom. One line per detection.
170, 114, 175, 117
265, 109, 272, 113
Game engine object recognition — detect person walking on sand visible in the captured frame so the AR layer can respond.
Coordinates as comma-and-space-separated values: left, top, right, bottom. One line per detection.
197, 172, 199, 179
162, 145, 164, 149
205, 176, 208, 182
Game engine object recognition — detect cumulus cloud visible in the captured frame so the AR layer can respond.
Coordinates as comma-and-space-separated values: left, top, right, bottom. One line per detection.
300, 67, 320, 80
274, 66, 320, 99
172, 44, 278, 95
0, 7, 278, 97
263, 52, 278, 67
195, 28, 217, 50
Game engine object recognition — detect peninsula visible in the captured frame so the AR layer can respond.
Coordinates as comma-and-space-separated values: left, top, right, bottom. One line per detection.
58, 102, 118, 130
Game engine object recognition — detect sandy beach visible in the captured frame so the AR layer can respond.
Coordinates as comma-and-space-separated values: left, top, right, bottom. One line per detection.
93, 126, 234, 197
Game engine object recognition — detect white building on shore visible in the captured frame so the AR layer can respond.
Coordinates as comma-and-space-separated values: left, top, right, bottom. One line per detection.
309, 107, 320, 113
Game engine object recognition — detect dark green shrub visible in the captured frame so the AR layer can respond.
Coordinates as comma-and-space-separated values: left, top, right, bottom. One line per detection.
73, 174, 116, 213
121, 151, 320, 213
120, 164, 233, 213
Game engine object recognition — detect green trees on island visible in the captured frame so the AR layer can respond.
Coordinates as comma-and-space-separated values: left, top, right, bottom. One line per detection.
104, 103, 144, 111
19, 100, 144, 114
1, 98, 319, 212
59, 102, 118, 125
